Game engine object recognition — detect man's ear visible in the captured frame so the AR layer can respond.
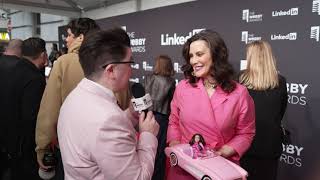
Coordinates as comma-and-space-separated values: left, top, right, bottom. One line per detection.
104, 64, 115, 79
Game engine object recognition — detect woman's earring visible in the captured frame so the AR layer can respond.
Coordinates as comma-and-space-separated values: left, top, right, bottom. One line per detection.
191, 72, 195, 76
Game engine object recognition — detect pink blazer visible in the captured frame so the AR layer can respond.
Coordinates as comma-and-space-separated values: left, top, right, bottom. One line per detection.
57, 78, 158, 180
167, 79, 255, 162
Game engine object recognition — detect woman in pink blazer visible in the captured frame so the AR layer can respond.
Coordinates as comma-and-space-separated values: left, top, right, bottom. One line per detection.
167, 30, 256, 180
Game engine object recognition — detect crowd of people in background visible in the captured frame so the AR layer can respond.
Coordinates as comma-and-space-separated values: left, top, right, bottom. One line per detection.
0, 17, 288, 180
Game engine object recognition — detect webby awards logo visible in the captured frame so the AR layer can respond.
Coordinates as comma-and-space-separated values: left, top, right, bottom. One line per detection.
242, 9, 263, 22
287, 82, 309, 106
310, 26, 319, 42
280, 144, 304, 167
122, 26, 146, 53
241, 31, 262, 44
312, 0, 320, 15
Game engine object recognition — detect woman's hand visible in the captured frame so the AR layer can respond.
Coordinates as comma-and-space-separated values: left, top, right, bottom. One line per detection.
216, 145, 236, 158
169, 140, 180, 147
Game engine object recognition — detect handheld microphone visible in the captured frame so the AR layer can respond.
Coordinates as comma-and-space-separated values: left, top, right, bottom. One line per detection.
131, 83, 152, 114
38, 151, 56, 180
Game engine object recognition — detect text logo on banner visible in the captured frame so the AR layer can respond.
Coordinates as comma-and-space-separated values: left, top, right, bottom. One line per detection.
271, 32, 297, 41
142, 61, 153, 71
174, 62, 183, 74
272, 8, 299, 17
161, 28, 205, 46
129, 78, 139, 83
241, 31, 262, 44
312, 0, 320, 15
242, 9, 263, 22
287, 83, 309, 106
123, 26, 146, 53
280, 144, 304, 167
310, 26, 319, 41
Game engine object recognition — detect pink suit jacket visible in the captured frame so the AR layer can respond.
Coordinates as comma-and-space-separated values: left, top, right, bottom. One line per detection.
57, 78, 158, 180
167, 79, 255, 162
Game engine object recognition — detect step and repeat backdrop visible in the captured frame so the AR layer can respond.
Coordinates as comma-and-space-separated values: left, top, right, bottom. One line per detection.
59, 0, 320, 179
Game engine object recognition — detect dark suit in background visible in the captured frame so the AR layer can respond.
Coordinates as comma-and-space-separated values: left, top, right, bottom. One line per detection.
0, 56, 46, 180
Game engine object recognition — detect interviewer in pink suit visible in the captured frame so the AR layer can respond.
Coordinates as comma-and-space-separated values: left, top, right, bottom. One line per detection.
57, 28, 159, 180
167, 30, 255, 180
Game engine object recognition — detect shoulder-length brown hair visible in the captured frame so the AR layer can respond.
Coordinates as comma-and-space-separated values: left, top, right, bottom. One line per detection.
181, 30, 236, 93
153, 55, 175, 77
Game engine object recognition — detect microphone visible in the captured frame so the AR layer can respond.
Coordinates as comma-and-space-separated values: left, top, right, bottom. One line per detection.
38, 151, 56, 180
131, 83, 152, 114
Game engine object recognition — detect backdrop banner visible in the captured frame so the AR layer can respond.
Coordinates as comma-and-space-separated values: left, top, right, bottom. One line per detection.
59, 0, 320, 179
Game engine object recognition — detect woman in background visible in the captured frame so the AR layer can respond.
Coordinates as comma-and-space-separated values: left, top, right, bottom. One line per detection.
143, 55, 176, 180
239, 40, 288, 180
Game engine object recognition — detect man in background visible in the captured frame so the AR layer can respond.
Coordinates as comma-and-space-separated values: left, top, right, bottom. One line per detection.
0, 37, 48, 180
35, 18, 100, 180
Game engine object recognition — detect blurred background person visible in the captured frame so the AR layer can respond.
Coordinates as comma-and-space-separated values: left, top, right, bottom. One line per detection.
0, 37, 48, 180
59, 47, 68, 56
239, 40, 288, 180
143, 55, 176, 180
58, 28, 159, 180
167, 30, 255, 180
49, 43, 59, 66
35, 18, 100, 180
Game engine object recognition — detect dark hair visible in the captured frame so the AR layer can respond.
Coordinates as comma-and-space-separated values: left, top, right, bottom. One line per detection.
66, 18, 100, 37
189, 133, 206, 147
52, 43, 58, 51
22, 37, 46, 60
182, 30, 236, 93
60, 47, 68, 54
79, 28, 131, 79
153, 55, 175, 77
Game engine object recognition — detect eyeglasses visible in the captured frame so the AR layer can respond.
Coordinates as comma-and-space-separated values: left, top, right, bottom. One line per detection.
101, 61, 135, 69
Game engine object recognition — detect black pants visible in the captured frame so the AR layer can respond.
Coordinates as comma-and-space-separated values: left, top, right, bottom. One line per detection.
53, 148, 64, 180
240, 156, 279, 180
152, 112, 169, 180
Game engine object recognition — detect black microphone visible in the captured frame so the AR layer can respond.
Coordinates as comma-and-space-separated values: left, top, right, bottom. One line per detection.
131, 83, 152, 114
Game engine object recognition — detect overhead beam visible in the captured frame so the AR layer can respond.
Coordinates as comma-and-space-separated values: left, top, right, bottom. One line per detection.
60, 0, 83, 11
83, 0, 129, 12
2, 0, 81, 13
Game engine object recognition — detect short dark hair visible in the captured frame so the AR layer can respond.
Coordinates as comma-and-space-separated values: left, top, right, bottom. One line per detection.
182, 30, 236, 93
79, 28, 131, 79
22, 37, 46, 60
153, 55, 175, 77
66, 18, 100, 37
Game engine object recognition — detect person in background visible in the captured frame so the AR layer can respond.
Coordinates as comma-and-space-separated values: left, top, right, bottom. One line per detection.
143, 55, 176, 180
167, 30, 255, 180
49, 43, 59, 66
0, 37, 48, 180
35, 18, 100, 180
57, 28, 159, 180
239, 40, 287, 180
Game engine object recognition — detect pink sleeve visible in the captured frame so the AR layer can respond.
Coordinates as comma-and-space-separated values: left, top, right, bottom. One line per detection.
95, 114, 158, 180
226, 88, 255, 160
167, 84, 182, 143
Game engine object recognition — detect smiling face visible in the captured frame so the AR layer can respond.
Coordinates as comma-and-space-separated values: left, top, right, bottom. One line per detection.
194, 135, 201, 143
189, 40, 213, 79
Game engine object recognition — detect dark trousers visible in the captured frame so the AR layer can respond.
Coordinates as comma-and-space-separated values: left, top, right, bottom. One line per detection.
152, 112, 169, 180
240, 156, 279, 180
52, 148, 64, 180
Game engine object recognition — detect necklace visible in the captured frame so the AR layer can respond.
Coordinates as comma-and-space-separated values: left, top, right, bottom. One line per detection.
203, 79, 217, 89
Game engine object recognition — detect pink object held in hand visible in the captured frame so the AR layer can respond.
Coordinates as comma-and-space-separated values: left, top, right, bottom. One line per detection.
165, 144, 248, 180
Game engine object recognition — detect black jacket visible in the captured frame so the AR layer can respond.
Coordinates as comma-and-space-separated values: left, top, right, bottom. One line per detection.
143, 74, 176, 115
0, 55, 46, 179
243, 75, 288, 158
